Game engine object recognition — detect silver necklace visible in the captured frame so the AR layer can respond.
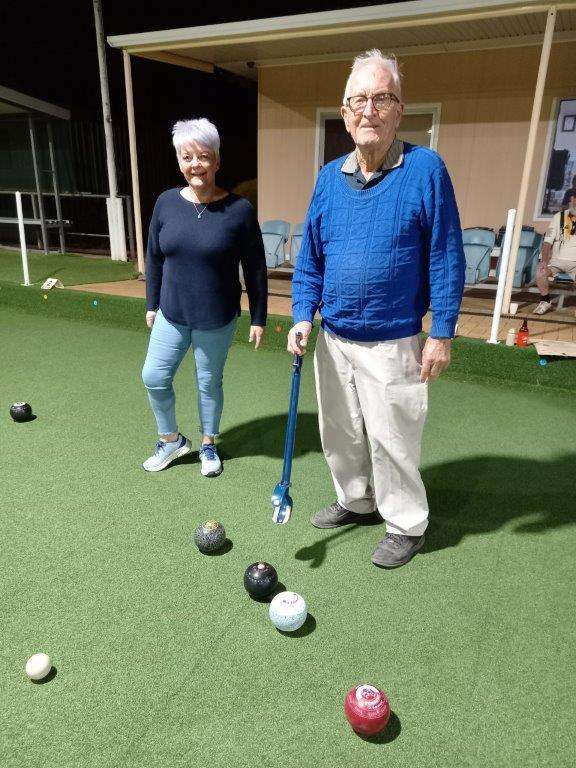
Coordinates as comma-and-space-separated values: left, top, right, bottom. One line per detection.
192, 201, 208, 219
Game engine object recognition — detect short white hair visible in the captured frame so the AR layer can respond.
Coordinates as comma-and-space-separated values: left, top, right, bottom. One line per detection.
343, 49, 402, 103
172, 118, 220, 159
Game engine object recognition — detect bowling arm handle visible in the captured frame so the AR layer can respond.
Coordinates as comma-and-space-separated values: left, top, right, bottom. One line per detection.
281, 352, 303, 486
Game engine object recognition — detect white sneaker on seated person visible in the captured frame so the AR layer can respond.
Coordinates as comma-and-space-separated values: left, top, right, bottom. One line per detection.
534, 300, 554, 315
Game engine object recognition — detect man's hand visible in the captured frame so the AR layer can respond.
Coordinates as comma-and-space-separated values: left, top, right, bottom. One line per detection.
287, 321, 313, 355
146, 311, 156, 329
249, 325, 265, 349
420, 337, 452, 382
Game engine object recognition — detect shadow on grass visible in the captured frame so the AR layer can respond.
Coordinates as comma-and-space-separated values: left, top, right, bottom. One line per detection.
30, 667, 57, 684
166, 452, 199, 469
218, 413, 322, 460
295, 454, 576, 566
159, 414, 320, 470
10, 414, 37, 423
246, 581, 287, 603
276, 613, 316, 638
296, 517, 384, 569
356, 711, 401, 744
422, 453, 576, 552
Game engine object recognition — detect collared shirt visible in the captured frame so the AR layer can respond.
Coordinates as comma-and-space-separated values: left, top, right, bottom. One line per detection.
341, 138, 404, 190
544, 208, 576, 261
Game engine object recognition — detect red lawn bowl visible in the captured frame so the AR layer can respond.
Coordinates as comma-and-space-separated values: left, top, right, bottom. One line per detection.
344, 684, 390, 736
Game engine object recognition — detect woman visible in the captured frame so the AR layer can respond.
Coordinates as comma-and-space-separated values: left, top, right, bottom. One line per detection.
142, 118, 267, 477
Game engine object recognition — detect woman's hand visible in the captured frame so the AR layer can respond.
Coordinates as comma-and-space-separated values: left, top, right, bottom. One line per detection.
287, 321, 313, 355
249, 325, 265, 349
146, 311, 157, 329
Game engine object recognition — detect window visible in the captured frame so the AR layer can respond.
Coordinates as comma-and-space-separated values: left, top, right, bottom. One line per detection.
315, 103, 441, 173
535, 97, 576, 218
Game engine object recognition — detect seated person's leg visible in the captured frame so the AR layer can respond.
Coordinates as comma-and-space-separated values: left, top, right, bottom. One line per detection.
534, 261, 556, 314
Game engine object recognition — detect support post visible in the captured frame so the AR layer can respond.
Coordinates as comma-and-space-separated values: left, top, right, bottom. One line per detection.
28, 117, 49, 254
123, 51, 145, 274
487, 209, 516, 344
47, 121, 66, 253
30, 194, 41, 250
502, 7, 556, 311
93, 0, 127, 261
15, 192, 31, 286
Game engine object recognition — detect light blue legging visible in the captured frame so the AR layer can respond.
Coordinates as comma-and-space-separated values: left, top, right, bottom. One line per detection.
142, 309, 237, 437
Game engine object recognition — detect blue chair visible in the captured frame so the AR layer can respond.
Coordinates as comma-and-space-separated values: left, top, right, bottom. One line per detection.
462, 228, 495, 285
289, 222, 304, 267
525, 233, 544, 284
496, 230, 542, 288
261, 220, 290, 268
462, 227, 495, 247
554, 272, 575, 284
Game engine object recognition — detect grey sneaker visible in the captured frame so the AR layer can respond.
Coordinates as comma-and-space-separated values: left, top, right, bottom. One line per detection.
142, 434, 192, 472
311, 501, 381, 529
371, 533, 425, 568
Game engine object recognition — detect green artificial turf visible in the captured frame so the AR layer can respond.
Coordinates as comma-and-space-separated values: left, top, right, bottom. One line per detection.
1, 280, 575, 392
0, 310, 575, 767
0, 248, 136, 286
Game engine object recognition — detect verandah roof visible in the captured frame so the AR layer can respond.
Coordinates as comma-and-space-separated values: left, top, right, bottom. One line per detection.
107, 0, 576, 78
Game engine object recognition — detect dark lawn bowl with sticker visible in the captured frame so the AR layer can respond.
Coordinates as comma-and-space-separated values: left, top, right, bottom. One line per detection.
9, 402, 33, 422
244, 562, 278, 599
194, 520, 227, 554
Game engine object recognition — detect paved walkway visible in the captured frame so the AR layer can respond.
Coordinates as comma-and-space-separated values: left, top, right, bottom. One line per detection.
68, 277, 576, 343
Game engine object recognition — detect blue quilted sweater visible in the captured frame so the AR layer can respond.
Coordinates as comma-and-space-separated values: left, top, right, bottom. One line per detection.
292, 143, 465, 340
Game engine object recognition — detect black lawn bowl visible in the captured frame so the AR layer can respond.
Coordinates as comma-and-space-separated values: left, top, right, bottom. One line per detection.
9, 402, 33, 422
194, 520, 227, 554
244, 562, 278, 599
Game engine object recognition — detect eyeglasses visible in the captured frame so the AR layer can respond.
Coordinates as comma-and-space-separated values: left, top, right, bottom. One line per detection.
345, 92, 400, 115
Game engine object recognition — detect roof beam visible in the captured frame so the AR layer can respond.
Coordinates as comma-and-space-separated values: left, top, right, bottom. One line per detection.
135, 50, 214, 73
0, 85, 70, 120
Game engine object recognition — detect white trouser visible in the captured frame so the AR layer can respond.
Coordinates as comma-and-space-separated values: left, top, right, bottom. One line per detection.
313, 328, 429, 537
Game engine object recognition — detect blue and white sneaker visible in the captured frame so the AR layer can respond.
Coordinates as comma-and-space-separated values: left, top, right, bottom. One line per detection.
142, 434, 192, 472
199, 443, 222, 477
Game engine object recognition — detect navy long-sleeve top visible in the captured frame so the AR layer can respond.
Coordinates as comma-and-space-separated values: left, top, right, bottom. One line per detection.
146, 189, 268, 329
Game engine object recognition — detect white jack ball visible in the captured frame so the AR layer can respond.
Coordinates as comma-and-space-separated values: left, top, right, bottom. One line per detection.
269, 591, 307, 632
25, 653, 52, 681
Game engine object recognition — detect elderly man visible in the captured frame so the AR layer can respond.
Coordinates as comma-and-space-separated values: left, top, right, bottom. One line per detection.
288, 49, 465, 569
534, 189, 576, 315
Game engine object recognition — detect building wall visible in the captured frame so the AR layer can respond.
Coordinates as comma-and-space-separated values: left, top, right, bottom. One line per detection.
258, 42, 576, 233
